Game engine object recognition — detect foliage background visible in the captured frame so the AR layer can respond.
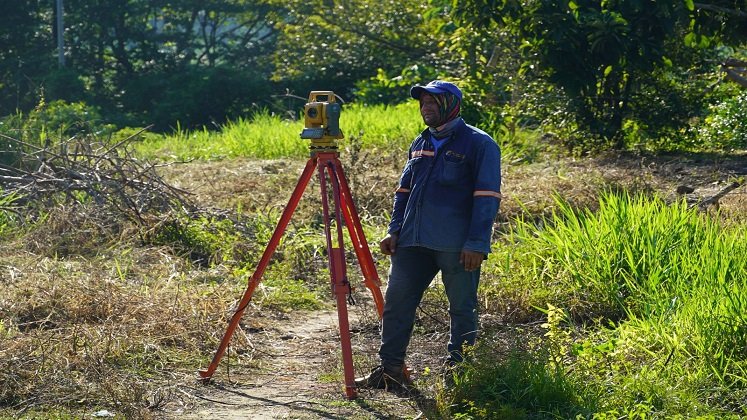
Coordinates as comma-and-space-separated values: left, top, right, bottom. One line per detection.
2, 1, 745, 152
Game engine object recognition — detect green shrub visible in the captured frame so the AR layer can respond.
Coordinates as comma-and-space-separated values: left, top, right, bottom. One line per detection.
119, 65, 274, 132
148, 215, 251, 267
698, 89, 747, 150
43, 67, 87, 104
354, 65, 437, 105
0, 99, 114, 149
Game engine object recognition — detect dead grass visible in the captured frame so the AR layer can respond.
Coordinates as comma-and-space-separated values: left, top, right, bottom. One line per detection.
500, 150, 747, 227
0, 235, 257, 418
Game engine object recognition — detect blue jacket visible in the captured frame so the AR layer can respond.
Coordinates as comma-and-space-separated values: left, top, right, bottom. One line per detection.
388, 118, 502, 254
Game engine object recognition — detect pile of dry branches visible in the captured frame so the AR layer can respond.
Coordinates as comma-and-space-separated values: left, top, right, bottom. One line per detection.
0, 129, 194, 224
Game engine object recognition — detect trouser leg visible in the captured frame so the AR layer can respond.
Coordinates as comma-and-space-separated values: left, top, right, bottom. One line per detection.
378, 247, 438, 368
437, 251, 480, 363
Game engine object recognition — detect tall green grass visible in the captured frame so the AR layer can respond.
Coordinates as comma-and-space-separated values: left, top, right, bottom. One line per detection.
497, 193, 746, 319
134, 102, 423, 160
472, 192, 747, 416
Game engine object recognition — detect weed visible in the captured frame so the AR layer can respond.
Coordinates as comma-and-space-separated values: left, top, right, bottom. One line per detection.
439, 344, 594, 419
0, 191, 19, 236
476, 191, 747, 416
147, 213, 252, 267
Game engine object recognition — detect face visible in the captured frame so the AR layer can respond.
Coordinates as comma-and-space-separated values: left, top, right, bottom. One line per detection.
419, 94, 441, 127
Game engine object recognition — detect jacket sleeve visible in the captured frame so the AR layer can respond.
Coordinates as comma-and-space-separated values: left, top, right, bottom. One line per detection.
463, 139, 501, 254
387, 149, 413, 235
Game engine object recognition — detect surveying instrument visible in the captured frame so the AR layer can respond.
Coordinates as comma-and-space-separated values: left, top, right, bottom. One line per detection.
198, 91, 385, 399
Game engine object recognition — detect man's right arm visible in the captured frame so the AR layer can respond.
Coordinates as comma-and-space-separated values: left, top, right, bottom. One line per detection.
386, 148, 414, 236
379, 232, 398, 255
384, 147, 414, 254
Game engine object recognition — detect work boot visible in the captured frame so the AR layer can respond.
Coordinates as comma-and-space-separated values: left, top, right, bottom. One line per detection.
355, 365, 409, 390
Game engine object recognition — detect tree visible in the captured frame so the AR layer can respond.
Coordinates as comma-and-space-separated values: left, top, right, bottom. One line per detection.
0, 1, 54, 114
0, 1, 284, 130
457, 1, 701, 146
263, 0, 452, 100
452, 0, 747, 149
60, 0, 284, 129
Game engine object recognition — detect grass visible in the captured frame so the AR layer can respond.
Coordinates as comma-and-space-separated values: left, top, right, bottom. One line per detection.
0, 202, 335, 417
133, 102, 424, 161
466, 192, 747, 417
0, 191, 19, 236
0, 241, 242, 418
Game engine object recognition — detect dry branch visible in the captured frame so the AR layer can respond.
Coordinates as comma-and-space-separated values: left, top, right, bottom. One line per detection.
694, 180, 745, 210
694, 3, 747, 18
0, 131, 195, 224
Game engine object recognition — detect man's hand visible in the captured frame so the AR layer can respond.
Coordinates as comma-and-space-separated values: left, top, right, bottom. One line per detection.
379, 233, 398, 255
460, 250, 484, 271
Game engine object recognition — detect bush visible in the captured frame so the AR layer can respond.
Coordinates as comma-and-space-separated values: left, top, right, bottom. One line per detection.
147, 214, 251, 267
42, 67, 87, 104
0, 99, 114, 143
698, 89, 747, 150
0, 99, 115, 167
354, 65, 437, 105
118, 65, 275, 132
623, 67, 711, 151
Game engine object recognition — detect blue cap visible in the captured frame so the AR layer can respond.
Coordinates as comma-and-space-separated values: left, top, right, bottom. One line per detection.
410, 80, 463, 101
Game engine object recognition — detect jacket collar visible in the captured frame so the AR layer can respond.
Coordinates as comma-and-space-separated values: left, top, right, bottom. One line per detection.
420, 118, 466, 143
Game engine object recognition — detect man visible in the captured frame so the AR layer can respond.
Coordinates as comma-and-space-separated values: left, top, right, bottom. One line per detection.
356, 80, 502, 389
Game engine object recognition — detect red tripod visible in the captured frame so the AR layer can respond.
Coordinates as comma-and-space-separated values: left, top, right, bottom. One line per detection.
198, 148, 385, 400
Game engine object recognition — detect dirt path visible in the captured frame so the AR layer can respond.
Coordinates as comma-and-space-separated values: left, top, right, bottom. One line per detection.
163, 309, 438, 419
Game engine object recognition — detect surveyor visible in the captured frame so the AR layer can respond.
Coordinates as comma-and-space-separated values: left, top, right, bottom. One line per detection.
356, 80, 502, 389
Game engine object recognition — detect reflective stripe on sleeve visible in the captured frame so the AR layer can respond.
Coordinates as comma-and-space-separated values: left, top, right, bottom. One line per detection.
473, 190, 502, 199
411, 150, 435, 158
396, 188, 411, 193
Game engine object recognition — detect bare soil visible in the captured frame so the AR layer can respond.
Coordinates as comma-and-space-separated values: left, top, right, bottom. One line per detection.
162, 309, 442, 419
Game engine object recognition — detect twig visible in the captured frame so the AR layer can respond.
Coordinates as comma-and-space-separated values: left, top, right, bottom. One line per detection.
694, 3, 747, 18
0, 132, 196, 222
695, 180, 745, 210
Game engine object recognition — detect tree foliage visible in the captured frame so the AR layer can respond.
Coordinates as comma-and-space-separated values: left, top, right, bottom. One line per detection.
453, 0, 746, 148
455, 1, 693, 145
263, 0, 450, 100
1, 0, 745, 151
0, 1, 54, 114
4, 1, 283, 130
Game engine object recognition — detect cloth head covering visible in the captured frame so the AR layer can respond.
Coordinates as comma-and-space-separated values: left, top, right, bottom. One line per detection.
410, 80, 462, 127
410, 80, 463, 101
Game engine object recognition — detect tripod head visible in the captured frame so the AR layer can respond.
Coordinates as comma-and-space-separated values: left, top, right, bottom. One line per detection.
300, 91, 344, 152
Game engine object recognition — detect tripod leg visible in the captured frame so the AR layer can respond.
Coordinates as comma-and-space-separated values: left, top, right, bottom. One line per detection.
198, 157, 317, 380
318, 159, 357, 399
330, 160, 416, 380
331, 159, 385, 317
